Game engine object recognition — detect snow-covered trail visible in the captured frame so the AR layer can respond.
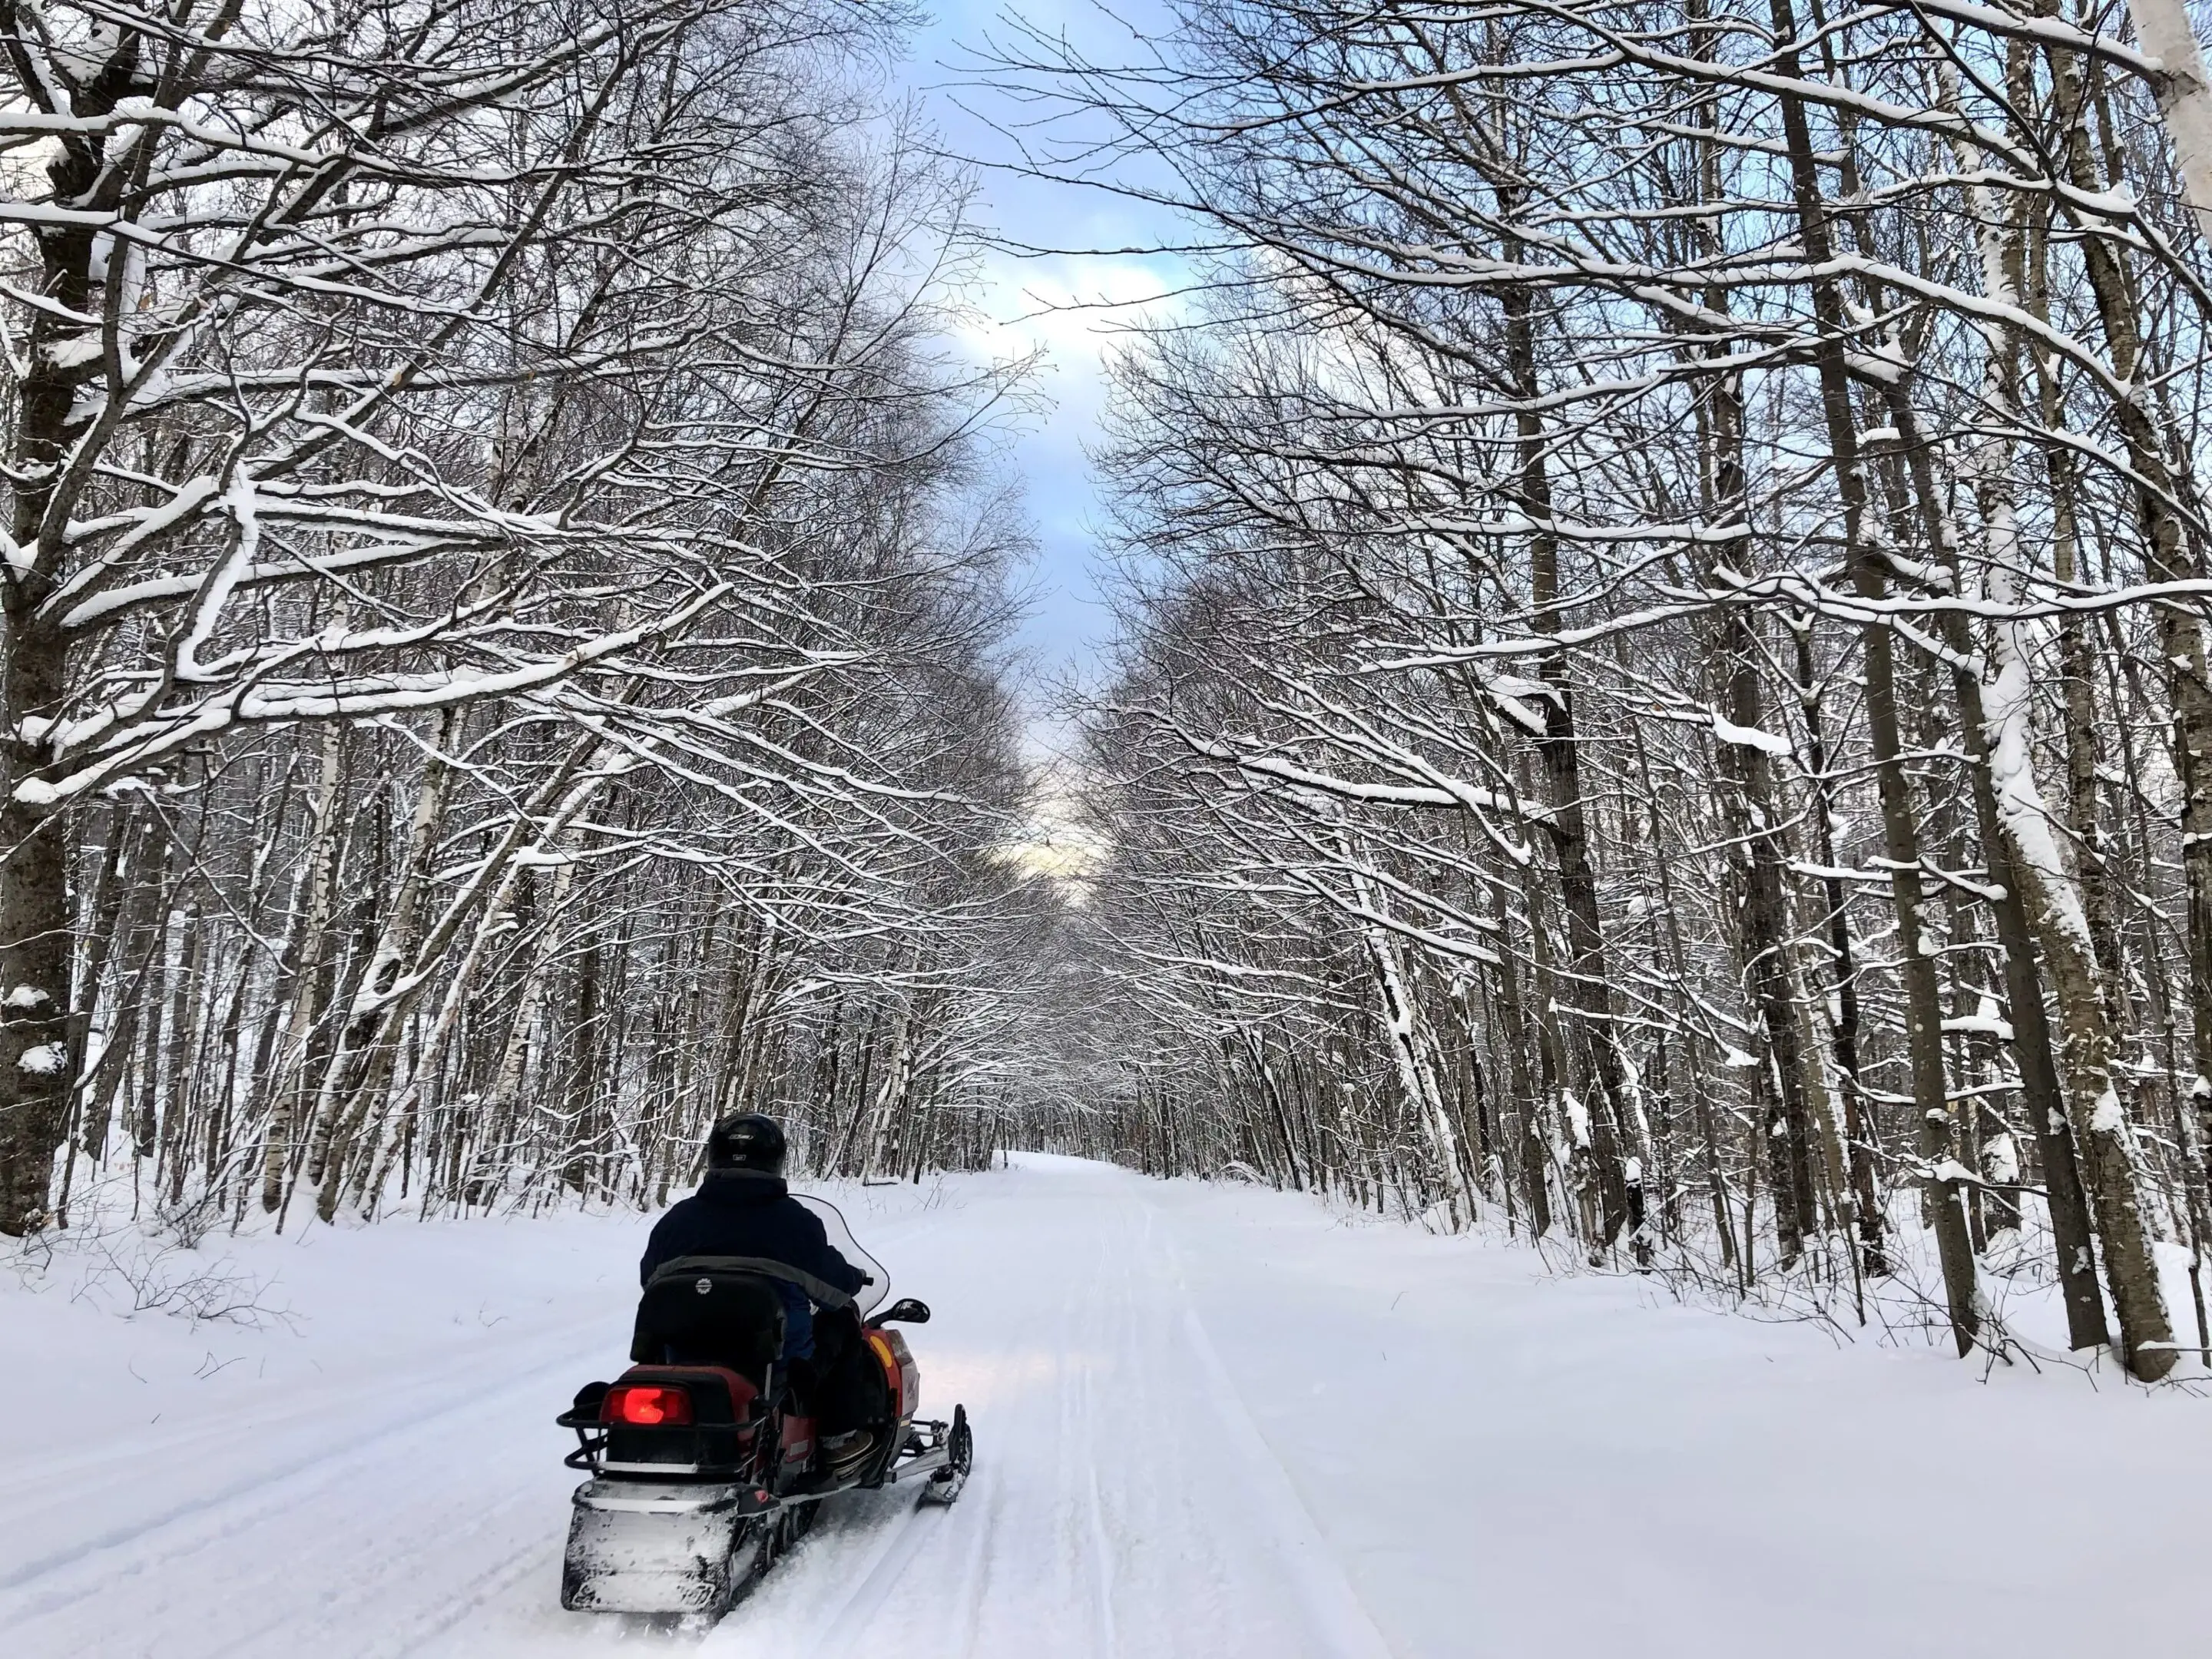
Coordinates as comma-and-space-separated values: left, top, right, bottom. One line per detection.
7, 1155, 2212, 1657
721, 1157, 1392, 1659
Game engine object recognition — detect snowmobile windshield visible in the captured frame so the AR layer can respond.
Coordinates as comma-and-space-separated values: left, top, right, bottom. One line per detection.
796, 1194, 888, 1316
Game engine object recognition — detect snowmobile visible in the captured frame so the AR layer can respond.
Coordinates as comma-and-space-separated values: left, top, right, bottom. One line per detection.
555, 1196, 972, 1620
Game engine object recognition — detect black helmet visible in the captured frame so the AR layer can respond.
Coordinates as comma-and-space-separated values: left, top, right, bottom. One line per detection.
707, 1112, 786, 1176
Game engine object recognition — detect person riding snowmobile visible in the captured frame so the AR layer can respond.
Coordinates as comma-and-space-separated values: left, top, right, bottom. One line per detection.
640, 1113, 881, 1472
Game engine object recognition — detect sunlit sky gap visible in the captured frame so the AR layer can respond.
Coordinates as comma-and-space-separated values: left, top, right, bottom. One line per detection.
894, 1, 1188, 764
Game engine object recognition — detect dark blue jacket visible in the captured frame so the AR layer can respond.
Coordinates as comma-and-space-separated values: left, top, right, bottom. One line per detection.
640, 1171, 866, 1359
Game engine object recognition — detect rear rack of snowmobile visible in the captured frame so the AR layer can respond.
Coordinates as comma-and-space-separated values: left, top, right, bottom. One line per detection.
557, 1393, 967, 1502
560, 1407, 967, 1502
556, 1403, 608, 1472
556, 1402, 763, 1479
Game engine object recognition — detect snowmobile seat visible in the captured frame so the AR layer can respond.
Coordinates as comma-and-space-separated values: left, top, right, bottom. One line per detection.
631, 1259, 789, 1382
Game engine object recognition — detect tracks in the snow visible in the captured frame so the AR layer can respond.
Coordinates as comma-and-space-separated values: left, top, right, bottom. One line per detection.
0, 1316, 605, 1614
8, 1167, 1396, 1659
719, 1169, 1389, 1659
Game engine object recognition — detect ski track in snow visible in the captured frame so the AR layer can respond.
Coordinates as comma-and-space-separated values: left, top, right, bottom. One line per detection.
9, 1154, 2212, 1657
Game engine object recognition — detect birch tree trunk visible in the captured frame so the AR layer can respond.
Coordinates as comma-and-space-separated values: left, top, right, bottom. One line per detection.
2123, 0, 2212, 242
1346, 845, 1470, 1224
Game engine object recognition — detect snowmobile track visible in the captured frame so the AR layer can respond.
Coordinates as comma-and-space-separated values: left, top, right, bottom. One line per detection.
0, 1329, 600, 1616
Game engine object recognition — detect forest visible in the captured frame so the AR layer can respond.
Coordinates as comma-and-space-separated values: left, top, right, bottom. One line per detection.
8, 0, 2212, 1392
0, 0, 1051, 1247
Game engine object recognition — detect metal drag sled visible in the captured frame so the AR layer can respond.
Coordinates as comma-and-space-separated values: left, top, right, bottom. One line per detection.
555, 1198, 972, 1621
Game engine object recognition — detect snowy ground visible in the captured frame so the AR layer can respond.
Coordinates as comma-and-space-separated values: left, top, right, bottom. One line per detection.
6, 1154, 2211, 1658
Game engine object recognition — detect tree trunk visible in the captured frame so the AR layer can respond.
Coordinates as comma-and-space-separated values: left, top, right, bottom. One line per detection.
0, 41, 157, 1233
0, 611, 74, 1232
262, 725, 346, 1212
1876, 372, 2114, 1352
1764, 0, 1979, 1349
1790, 621, 1886, 1273
1504, 256, 1637, 1253
2122, 0, 2212, 243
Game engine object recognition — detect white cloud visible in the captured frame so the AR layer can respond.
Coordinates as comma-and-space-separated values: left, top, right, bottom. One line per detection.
994, 759, 1110, 899
955, 253, 1184, 426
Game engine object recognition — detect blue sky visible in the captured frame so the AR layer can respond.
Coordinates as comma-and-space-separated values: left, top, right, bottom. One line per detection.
891, 0, 1186, 758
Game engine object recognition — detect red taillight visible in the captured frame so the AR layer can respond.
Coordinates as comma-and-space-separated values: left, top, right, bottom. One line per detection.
604, 1384, 694, 1426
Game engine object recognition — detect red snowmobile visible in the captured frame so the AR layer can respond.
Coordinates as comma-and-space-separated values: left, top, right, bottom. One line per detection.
555, 1197, 971, 1621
